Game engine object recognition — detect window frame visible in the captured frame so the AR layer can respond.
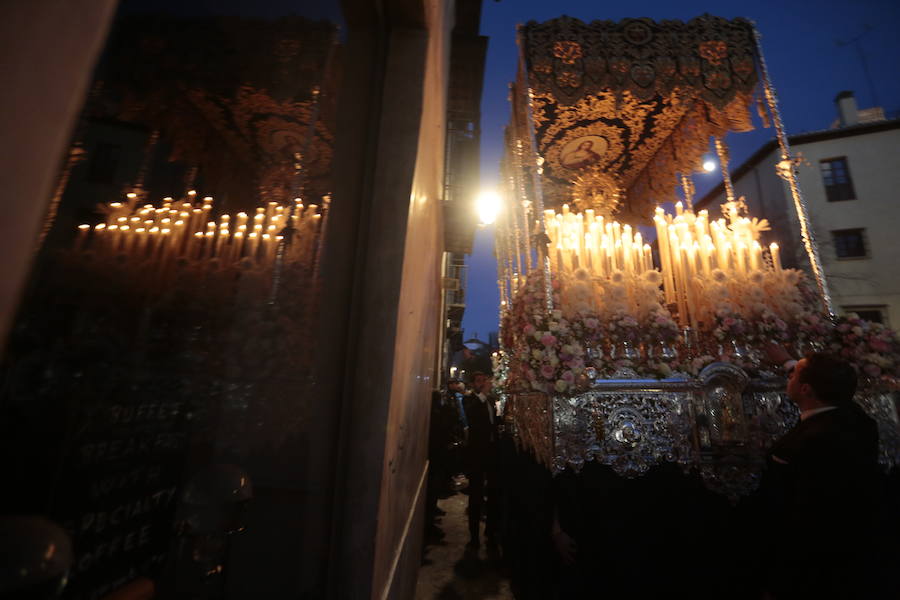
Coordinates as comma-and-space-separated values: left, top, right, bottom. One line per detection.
830, 227, 869, 260
842, 305, 889, 326
819, 156, 856, 202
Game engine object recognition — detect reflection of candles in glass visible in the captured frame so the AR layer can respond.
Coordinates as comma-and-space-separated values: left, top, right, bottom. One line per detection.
203, 231, 214, 259
248, 232, 259, 260
74, 224, 90, 253
135, 227, 147, 257
192, 231, 204, 260
232, 231, 245, 261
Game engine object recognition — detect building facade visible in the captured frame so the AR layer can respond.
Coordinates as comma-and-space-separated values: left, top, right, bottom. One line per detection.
698, 91, 900, 325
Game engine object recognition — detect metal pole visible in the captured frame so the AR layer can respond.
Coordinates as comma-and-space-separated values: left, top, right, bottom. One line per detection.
753, 27, 834, 317
517, 27, 553, 313
713, 138, 735, 205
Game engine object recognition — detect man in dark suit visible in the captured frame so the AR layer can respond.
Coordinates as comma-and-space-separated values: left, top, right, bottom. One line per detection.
762, 353, 890, 598
462, 372, 498, 550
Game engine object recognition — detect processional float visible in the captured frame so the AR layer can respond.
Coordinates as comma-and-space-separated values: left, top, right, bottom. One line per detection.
495, 16, 899, 499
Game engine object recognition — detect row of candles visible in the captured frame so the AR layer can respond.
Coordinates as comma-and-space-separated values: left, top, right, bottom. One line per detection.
544, 204, 653, 278
540, 201, 785, 330
75, 191, 323, 269
653, 201, 781, 329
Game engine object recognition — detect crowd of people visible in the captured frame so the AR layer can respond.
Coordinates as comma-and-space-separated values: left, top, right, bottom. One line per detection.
425, 352, 899, 599
427, 371, 502, 552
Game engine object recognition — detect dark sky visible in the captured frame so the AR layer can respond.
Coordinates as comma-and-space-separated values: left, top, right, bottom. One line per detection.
461, 0, 900, 341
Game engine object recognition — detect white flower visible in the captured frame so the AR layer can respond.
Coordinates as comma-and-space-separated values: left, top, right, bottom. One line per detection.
552, 309, 563, 320
642, 270, 662, 285
573, 268, 591, 282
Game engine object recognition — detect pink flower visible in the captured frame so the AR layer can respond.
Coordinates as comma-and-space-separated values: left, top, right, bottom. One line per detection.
541, 364, 556, 379
870, 339, 890, 353
561, 370, 575, 384
523, 324, 536, 336
541, 333, 557, 347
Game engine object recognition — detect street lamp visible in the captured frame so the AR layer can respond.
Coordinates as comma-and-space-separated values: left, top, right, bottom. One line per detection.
476, 190, 501, 225
702, 158, 716, 173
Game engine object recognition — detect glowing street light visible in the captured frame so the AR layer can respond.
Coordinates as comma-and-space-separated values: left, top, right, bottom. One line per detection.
476, 190, 501, 225
702, 159, 716, 173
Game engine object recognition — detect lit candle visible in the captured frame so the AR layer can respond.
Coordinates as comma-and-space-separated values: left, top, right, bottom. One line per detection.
584, 233, 594, 275
681, 246, 698, 330
735, 242, 747, 275
750, 241, 762, 271
654, 214, 674, 302
770, 243, 782, 272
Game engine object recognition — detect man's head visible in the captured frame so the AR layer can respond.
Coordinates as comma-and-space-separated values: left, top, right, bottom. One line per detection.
447, 379, 465, 393
787, 352, 857, 410
471, 371, 492, 394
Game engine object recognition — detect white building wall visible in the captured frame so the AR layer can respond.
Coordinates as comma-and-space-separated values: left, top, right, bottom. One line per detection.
701, 123, 900, 325
793, 127, 900, 325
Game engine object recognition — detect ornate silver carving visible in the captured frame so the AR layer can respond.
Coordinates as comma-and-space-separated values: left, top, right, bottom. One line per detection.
506, 362, 899, 500
855, 390, 900, 470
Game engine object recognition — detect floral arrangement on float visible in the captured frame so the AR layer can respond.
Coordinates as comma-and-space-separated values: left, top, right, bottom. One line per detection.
829, 314, 900, 389
501, 201, 900, 395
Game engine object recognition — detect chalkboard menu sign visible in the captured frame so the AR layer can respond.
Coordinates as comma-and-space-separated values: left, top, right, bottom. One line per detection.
55, 375, 188, 599
0, 262, 203, 600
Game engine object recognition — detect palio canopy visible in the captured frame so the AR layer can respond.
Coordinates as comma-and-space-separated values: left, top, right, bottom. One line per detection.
511, 16, 760, 223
